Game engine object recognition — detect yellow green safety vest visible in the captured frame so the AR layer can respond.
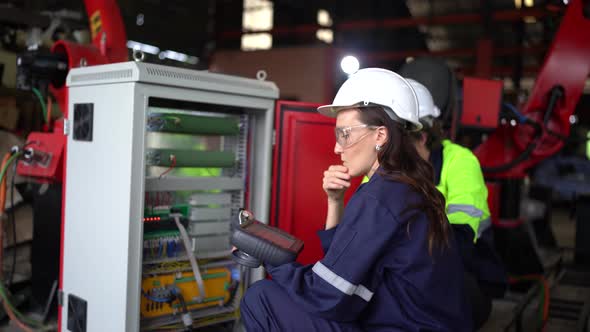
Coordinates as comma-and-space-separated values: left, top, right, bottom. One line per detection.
362, 140, 490, 242
436, 140, 491, 242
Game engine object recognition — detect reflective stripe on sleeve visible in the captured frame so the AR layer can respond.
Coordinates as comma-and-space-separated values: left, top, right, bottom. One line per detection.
312, 262, 374, 302
447, 204, 484, 218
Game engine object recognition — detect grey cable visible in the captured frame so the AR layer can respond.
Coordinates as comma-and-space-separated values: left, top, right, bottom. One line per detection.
172, 214, 206, 301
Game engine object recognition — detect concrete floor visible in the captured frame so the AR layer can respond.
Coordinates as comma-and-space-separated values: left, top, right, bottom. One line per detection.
479, 207, 589, 332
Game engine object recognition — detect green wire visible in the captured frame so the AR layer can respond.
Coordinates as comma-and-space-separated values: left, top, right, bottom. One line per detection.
0, 151, 50, 330
511, 276, 546, 327
538, 280, 545, 325
0, 152, 22, 186
0, 283, 44, 328
31, 88, 48, 124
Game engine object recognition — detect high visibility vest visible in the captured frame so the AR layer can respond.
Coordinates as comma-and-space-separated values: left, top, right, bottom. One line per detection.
362, 140, 490, 242
436, 140, 490, 242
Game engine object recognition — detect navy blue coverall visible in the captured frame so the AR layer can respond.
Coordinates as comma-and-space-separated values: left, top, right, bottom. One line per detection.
241, 173, 472, 332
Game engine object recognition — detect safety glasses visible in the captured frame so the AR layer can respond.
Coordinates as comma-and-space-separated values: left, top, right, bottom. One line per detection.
334, 124, 379, 148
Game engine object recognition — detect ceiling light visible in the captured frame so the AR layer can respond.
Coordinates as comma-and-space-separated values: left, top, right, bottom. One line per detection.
126, 40, 159, 55
340, 55, 360, 75
162, 50, 188, 62
317, 9, 333, 27
316, 29, 333, 44
136, 13, 144, 26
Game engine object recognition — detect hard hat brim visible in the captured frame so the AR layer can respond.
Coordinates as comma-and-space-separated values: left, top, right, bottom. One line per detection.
316, 104, 355, 118
317, 103, 422, 131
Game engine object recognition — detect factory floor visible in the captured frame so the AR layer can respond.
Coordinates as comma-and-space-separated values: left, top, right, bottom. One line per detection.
480, 206, 590, 332
1, 207, 587, 332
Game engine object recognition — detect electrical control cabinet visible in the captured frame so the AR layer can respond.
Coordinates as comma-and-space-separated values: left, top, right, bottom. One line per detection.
61, 61, 277, 331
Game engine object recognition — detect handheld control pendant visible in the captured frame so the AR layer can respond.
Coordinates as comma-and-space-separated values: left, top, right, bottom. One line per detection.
230, 209, 304, 268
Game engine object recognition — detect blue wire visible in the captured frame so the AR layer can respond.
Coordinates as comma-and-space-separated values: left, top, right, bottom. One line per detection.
503, 102, 527, 124
167, 240, 173, 258
142, 290, 173, 303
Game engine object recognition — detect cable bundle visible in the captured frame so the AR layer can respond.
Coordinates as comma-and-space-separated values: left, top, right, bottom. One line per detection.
143, 236, 184, 260
143, 261, 191, 275
509, 274, 550, 331
1, 149, 52, 331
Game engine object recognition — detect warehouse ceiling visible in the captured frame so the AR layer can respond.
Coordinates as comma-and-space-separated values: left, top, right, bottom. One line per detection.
404, 0, 557, 76
0, 0, 569, 79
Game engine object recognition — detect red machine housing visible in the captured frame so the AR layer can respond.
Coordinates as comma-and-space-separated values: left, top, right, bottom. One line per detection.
461, 77, 504, 129
17, 132, 66, 182
473, 0, 590, 178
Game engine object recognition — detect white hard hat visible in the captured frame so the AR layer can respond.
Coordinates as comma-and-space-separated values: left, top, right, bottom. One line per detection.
317, 68, 422, 131
406, 78, 441, 119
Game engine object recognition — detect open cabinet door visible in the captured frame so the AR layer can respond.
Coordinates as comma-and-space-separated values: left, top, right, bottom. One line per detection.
270, 101, 361, 265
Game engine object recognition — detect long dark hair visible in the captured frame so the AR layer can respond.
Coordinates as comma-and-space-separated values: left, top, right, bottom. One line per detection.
358, 107, 450, 254
412, 118, 445, 152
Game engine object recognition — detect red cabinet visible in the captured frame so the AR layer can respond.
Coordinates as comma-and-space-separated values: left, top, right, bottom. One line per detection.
271, 101, 361, 265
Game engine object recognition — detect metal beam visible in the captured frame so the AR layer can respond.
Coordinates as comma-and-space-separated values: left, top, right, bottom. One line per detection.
353, 45, 546, 62
0, 7, 51, 27
219, 8, 560, 39
459, 66, 540, 77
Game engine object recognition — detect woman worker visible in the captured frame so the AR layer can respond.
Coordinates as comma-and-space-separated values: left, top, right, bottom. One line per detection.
240, 68, 471, 332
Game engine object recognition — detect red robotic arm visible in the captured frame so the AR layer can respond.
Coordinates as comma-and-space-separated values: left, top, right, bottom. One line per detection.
474, 0, 590, 178
50, 0, 128, 119
17, 0, 127, 182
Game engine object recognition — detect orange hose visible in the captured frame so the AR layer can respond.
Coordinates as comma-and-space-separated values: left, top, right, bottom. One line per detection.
509, 274, 551, 323
0, 152, 11, 275
541, 278, 550, 324
1, 301, 33, 332
47, 96, 52, 127
0, 153, 10, 215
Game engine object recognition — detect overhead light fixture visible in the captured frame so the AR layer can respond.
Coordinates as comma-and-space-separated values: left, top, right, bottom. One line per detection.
514, 0, 522, 9
317, 9, 333, 27
159, 50, 199, 65
524, 0, 534, 7
186, 56, 199, 65
340, 55, 360, 75
136, 13, 144, 26
162, 50, 187, 62
316, 29, 333, 44
241, 33, 272, 51
126, 40, 159, 55
126, 41, 198, 65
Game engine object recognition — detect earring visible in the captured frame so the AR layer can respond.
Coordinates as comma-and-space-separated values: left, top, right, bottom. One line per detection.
375, 145, 381, 151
